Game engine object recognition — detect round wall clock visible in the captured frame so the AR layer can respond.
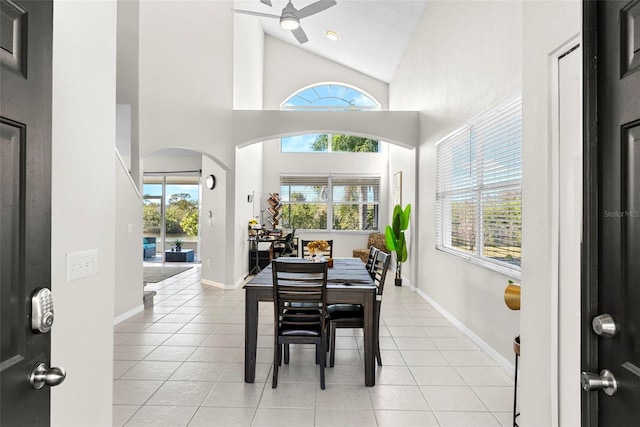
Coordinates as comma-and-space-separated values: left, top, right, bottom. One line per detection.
205, 174, 216, 189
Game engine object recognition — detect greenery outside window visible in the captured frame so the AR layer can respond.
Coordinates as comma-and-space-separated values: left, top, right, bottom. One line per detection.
435, 93, 522, 274
280, 83, 381, 153
280, 175, 380, 231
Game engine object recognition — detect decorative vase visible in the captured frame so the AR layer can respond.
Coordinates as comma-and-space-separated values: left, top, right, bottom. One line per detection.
308, 253, 325, 263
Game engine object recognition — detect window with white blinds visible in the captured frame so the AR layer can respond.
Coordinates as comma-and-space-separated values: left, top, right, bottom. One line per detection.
280, 175, 380, 231
436, 94, 522, 273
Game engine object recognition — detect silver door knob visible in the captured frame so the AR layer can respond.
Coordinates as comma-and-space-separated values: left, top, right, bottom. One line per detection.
30, 363, 66, 389
581, 369, 617, 396
592, 313, 617, 337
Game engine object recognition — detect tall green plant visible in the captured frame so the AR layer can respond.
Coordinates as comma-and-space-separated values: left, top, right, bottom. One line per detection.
385, 204, 411, 285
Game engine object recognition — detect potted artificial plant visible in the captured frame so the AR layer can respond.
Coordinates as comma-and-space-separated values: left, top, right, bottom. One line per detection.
385, 204, 411, 286
174, 239, 183, 251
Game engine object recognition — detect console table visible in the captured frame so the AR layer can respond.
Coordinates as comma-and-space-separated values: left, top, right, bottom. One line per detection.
165, 249, 194, 262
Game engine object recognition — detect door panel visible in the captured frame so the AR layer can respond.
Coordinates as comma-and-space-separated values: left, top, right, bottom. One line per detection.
0, 0, 53, 425
584, 0, 640, 424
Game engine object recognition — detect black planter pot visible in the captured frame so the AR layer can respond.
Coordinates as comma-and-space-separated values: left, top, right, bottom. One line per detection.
395, 278, 402, 287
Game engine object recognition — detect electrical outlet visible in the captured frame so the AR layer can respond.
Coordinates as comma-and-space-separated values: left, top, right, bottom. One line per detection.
207, 259, 211, 267
66, 249, 99, 282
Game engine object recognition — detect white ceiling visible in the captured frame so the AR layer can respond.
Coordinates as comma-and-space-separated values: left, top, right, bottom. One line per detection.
234, 0, 430, 83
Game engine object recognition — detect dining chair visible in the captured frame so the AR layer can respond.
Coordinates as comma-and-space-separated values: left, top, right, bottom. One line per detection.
327, 251, 390, 367
273, 229, 296, 258
300, 239, 334, 259
271, 259, 329, 389
364, 246, 380, 277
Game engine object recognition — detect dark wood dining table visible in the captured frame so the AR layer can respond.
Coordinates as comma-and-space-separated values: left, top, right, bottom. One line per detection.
244, 257, 377, 386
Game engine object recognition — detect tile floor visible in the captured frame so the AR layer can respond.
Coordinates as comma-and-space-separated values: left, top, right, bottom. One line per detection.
114, 265, 515, 427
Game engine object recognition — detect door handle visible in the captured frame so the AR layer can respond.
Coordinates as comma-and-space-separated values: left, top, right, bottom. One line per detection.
581, 369, 617, 396
30, 363, 66, 389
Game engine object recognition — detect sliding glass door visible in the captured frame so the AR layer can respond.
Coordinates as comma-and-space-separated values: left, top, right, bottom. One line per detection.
143, 175, 200, 262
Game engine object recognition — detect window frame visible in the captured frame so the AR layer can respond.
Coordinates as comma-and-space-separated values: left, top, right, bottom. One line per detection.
280, 83, 381, 153
435, 93, 522, 277
280, 174, 381, 232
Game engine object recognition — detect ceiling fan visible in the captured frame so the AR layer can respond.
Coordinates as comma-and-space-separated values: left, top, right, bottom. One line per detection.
233, 0, 337, 44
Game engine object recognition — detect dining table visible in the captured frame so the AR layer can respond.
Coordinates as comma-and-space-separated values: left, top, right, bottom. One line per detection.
244, 257, 378, 386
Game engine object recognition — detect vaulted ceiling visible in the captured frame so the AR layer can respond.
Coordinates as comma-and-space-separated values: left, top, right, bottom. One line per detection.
234, 0, 430, 83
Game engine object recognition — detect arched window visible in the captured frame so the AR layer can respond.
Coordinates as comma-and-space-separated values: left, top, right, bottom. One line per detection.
280, 83, 381, 153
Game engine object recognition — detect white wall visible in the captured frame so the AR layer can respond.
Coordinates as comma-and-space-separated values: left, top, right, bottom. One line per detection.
114, 157, 143, 320
200, 156, 230, 286
51, 1, 117, 425
138, 0, 235, 169
521, 1, 581, 425
390, 0, 522, 364
263, 35, 389, 110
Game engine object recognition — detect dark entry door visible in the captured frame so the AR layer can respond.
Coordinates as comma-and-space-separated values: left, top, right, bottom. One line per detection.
583, 0, 640, 424
1, 0, 55, 425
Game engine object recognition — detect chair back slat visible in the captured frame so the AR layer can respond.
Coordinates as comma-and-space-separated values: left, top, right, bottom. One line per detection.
371, 251, 390, 296
365, 246, 380, 275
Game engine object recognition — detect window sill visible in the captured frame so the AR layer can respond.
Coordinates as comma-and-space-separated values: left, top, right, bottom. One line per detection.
435, 246, 521, 280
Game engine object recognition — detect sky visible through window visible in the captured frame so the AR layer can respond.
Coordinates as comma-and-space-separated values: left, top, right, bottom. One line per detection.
281, 84, 380, 153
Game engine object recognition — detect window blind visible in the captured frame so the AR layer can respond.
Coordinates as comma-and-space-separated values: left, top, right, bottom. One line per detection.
436, 94, 522, 271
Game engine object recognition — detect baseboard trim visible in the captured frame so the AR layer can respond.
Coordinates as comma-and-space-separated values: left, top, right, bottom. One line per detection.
202, 278, 237, 290
114, 304, 144, 325
415, 288, 515, 377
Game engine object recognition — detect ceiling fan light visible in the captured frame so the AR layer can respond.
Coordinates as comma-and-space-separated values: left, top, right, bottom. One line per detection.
280, 15, 299, 30
325, 30, 340, 41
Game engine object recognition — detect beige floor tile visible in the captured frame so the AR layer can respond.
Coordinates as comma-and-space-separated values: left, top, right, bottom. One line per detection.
144, 346, 197, 362
177, 323, 219, 334
442, 350, 496, 366
120, 361, 181, 380
472, 386, 514, 411
420, 385, 488, 411
114, 346, 157, 361
368, 385, 430, 410
456, 367, 513, 386
386, 326, 427, 337
188, 346, 237, 363
375, 410, 439, 427
401, 350, 450, 366
161, 333, 208, 347
112, 404, 139, 427
146, 381, 214, 406
114, 360, 138, 379
314, 384, 373, 409
124, 405, 197, 427
434, 411, 502, 426
201, 333, 243, 347
409, 366, 466, 386
375, 365, 416, 385
168, 361, 227, 382
187, 407, 256, 427
315, 408, 377, 427
156, 314, 197, 323
393, 337, 436, 351
113, 380, 163, 405
121, 333, 172, 346
201, 381, 265, 408
431, 337, 481, 351
252, 408, 315, 427
258, 382, 318, 408
218, 362, 272, 383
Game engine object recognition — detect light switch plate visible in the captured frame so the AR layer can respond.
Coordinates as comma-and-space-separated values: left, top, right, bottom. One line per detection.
67, 249, 99, 282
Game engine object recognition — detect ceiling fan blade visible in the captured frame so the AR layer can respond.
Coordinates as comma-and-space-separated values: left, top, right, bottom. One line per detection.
296, 0, 336, 19
232, 9, 280, 19
292, 26, 309, 44
260, 0, 272, 6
